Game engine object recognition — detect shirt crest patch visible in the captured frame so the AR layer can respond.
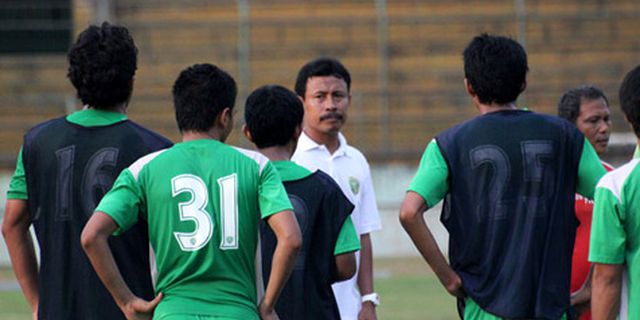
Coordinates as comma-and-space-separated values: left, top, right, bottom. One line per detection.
349, 176, 360, 195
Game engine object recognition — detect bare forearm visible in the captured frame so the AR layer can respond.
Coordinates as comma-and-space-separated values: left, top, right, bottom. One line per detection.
2, 199, 38, 310
3, 227, 39, 309
591, 264, 622, 320
400, 210, 460, 294
263, 237, 300, 308
357, 233, 374, 294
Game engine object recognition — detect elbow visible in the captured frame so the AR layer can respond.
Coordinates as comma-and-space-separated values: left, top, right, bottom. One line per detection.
80, 227, 98, 253
335, 253, 357, 281
399, 207, 418, 229
281, 228, 302, 255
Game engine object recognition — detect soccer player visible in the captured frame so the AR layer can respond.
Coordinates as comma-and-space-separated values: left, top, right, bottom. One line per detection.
557, 85, 614, 319
590, 65, 640, 320
399, 34, 606, 319
1, 22, 171, 319
292, 57, 383, 320
81, 64, 302, 320
243, 84, 361, 319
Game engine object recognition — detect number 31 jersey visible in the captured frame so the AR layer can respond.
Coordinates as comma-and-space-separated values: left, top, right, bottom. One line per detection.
96, 139, 292, 319
408, 109, 606, 319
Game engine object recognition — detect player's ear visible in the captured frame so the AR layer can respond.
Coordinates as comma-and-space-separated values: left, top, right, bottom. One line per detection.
292, 124, 302, 141
519, 80, 527, 94
242, 124, 254, 143
464, 78, 476, 97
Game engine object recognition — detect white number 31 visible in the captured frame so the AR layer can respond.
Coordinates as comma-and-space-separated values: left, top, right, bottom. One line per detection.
171, 174, 238, 251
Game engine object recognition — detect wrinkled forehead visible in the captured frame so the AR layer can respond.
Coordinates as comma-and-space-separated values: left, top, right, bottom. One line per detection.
305, 76, 349, 94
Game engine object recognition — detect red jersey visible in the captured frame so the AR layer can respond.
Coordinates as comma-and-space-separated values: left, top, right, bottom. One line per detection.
571, 161, 613, 320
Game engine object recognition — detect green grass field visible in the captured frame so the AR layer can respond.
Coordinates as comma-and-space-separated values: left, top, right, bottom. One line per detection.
0, 257, 458, 319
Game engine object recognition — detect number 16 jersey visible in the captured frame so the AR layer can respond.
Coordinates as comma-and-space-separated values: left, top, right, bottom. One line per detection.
97, 139, 292, 319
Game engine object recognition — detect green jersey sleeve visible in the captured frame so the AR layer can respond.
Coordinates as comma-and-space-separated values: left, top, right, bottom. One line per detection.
334, 216, 361, 255
576, 138, 607, 199
589, 186, 626, 264
407, 139, 450, 208
258, 161, 293, 219
7, 147, 28, 200
95, 168, 145, 236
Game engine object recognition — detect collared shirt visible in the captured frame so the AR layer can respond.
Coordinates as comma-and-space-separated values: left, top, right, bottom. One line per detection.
292, 131, 382, 320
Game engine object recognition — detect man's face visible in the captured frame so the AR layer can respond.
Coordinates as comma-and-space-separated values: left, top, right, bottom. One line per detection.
302, 76, 350, 135
576, 97, 611, 156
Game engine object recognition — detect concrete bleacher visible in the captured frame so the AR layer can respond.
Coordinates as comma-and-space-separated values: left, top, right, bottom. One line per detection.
1, 0, 639, 166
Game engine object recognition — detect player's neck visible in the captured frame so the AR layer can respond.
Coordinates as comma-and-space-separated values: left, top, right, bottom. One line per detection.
258, 146, 292, 161
304, 128, 341, 154
477, 102, 518, 115
85, 103, 127, 114
181, 129, 225, 142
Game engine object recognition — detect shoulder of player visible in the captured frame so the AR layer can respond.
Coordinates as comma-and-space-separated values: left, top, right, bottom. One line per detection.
128, 148, 172, 180
120, 120, 173, 148
230, 146, 270, 173
596, 159, 640, 197
24, 116, 67, 141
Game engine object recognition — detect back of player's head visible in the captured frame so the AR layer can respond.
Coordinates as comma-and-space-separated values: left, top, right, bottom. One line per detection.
463, 34, 529, 105
295, 57, 351, 98
557, 85, 609, 124
245, 85, 304, 148
619, 65, 640, 137
172, 63, 237, 133
67, 22, 137, 109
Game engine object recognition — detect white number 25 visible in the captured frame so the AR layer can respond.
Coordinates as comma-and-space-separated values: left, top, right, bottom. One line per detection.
171, 174, 238, 251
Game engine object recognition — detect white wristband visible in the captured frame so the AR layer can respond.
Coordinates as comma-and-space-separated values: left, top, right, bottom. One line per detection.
361, 292, 380, 306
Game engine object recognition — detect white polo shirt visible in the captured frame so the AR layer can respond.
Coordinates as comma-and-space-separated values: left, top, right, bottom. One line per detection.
292, 131, 382, 320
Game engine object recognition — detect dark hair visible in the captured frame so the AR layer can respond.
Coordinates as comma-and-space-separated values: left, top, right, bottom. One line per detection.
294, 57, 351, 98
619, 65, 640, 137
67, 22, 138, 109
245, 85, 304, 148
557, 85, 609, 123
463, 34, 529, 105
172, 63, 237, 132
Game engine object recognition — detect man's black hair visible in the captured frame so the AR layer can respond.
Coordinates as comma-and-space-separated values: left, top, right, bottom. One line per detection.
172, 63, 237, 132
245, 85, 304, 149
294, 57, 351, 98
67, 22, 138, 109
620, 65, 640, 137
463, 34, 529, 105
557, 85, 609, 123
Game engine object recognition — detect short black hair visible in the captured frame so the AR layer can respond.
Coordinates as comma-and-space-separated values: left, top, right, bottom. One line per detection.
619, 65, 640, 137
172, 63, 237, 133
463, 34, 529, 105
294, 57, 351, 98
245, 85, 304, 148
557, 85, 609, 123
67, 22, 138, 109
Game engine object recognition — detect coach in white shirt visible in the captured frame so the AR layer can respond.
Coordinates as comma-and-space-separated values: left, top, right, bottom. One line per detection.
292, 57, 383, 320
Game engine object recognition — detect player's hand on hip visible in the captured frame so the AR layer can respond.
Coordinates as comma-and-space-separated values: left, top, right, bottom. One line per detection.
123, 293, 163, 320
258, 302, 280, 320
358, 302, 378, 320
446, 273, 466, 299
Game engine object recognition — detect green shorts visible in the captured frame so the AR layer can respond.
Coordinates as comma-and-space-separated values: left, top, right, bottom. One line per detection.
154, 314, 247, 320
464, 298, 568, 320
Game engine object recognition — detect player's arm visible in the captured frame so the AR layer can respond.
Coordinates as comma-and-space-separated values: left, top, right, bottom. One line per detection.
2, 199, 39, 316
257, 161, 301, 319
576, 138, 607, 199
82, 212, 162, 319
591, 263, 623, 320
2, 148, 39, 317
399, 192, 463, 297
399, 140, 463, 297
334, 217, 359, 281
261, 210, 302, 319
82, 168, 162, 319
589, 178, 626, 320
570, 265, 593, 315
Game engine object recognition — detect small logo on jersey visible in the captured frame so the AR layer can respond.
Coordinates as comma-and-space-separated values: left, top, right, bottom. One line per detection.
349, 176, 360, 195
